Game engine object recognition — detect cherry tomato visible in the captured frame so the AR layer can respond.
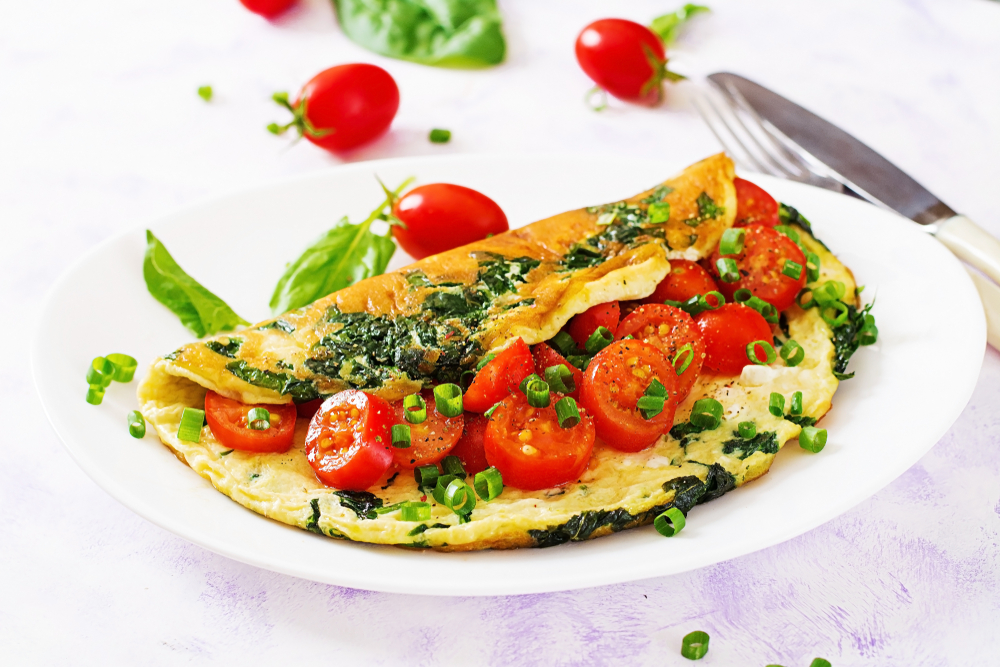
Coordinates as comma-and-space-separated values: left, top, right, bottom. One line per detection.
734, 177, 780, 228
239, 0, 297, 18
694, 304, 773, 375
305, 390, 394, 490
567, 301, 621, 349
450, 413, 490, 475
390, 390, 464, 469
391, 184, 509, 260
616, 304, 706, 401
464, 338, 536, 413
204, 391, 297, 453
579, 340, 678, 452
642, 259, 720, 305
575, 19, 678, 105
707, 224, 807, 311
296, 398, 323, 420
282, 64, 399, 153
532, 343, 584, 400
484, 393, 596, 491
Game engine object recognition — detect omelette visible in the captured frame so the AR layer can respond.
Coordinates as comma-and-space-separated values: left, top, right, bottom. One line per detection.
138, 154, 862, 550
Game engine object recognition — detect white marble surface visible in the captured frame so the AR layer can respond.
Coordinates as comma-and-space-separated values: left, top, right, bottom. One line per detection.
4, 0, 1000, 664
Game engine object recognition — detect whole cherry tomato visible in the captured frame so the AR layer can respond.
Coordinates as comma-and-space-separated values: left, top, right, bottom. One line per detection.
450, 413, 490, 476
390, 390, 464, 469
707, 224, 807, 311
204, 391, 297, 453
532, 343, 584, 400
642, 259, 720, 305
567, 301, 621, 350
694, 304, 773, 375
304, 390, 394, 490
575, 19, 682, 105
464, 338, 536, 413
239, 0, 297, 18
734, 178, 780, 228
616, 304, 706, 401
391, 184, 509, 260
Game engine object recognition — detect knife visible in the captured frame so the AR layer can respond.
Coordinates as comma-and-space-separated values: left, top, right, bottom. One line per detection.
707, 71, 1000, 349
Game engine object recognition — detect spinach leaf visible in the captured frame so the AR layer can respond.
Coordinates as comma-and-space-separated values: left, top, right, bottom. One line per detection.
332, 0, 506, 69
143, 231, 249, 338
650, 4, 711, 46
225, 360, 321, 403
831, 302, 876, 380
722, 430, 779, 458
333, 490, 384, 519
205, 338, 243, 358
269, 179, 410, 315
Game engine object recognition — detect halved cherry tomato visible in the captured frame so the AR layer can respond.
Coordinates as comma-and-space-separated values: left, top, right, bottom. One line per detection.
616, 304, 706, 400
304, 390, 394, 490
531, 343, 584, 400
205, 391, 297, 453
464, 338, 536, 413
694, 304, 773, 375
391, 184, 509, 260
239, 0, 297, 18
484, 393, 595, 491
450, 413, 490, 475
707, 224, 807, 311
390, 390, 464, 469
296, 398, 324, 420
579, 340, 678, 452
734, 177, 780, 228
575, 19, 679, 105
642, 259, 719, 305
567, 301, 621, 349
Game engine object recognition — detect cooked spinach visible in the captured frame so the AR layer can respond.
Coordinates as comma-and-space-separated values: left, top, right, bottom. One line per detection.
408, 522, 451, 536
785, 415, 817, 427
641, 185, 675, 204
561, 204, 666, 270
306, 498, 323, 534
722, 430, 779, 458
333, 490, 384, 520
205, 338, 242, 358
225, 360, 320, 403
259, 319, 295, 334
683, 192, 725, 227
778, 203, 814, 236
832, 302, 876, 380
477, 254, 540, 295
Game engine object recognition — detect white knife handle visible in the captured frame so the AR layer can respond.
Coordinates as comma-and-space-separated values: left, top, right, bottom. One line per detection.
934, 215, 1000, 285
966, 269, 1000, 351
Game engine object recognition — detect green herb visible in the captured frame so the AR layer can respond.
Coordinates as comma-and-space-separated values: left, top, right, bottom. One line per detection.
177, 407, 205, 443
205, 338, 243, 358
106, 354, 137, 382
331, 0, 506, 69
650, 4, 710, 45
306, 498, 323, 534
778, 203, 815, 236
258, 319, 295, 334
722, 430, 778, 458
197, 85, 213, 102
143, 231, 249, 338
785, 414, 817, 427
219, 449, 235, 457
333, 490, 384, 520
225, 360, 320, 403
680, 630, 710, 660
641, 185, 674, 203
127, 411, 146, 439
832, 302, 877, 380
683, 192, 725, 227
429, 128, 451, 143
654, 506, 685, 537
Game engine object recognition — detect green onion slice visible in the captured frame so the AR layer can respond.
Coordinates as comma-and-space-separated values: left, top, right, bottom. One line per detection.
809, 658, 832, 667
127, 410, 146, 438
637, 395, 665, 420
805, 251, 821, 282
484, 402, 501, 419
745, 296, 779, 324
666, 291, 724, 317
645, 378, 667, 398
820, 300, 849, 327
566, 354, 592, 371
106, 353, 138, 383
519, 373, 543, 394
584, 326, 614, 354
774, 224, 801, 243
782, 260, 803, 280
400, 501, 432, 522
780, 339, 805, 367
86, 356, 115, 388
814, 280, 846, 305
550, 331, 578, 356
474, 467, 504, 501
525, 379, 551, 408
459, 369, 476, 391
428, 128, 451, 143
403, 393, 428, 424
715, 257, 740, 283
544, 364, 576, 394
596, 211, 617, 226
769, 392, 785, 417
796, 288, 816, 309
859, 313, 879, 346
681, 630, 710, 660
719, 227, 746, 255
414, 464, 439, 489
654, 506, 686, 537
441, 455, 467, 479
177, 407, 205, 443
433, 383, 463, 417
690, 398, 723, 431
790, 391, 803, 416
555, 396, 581, 428
391, 424, 411, 448
800, 426, 827, 453
476, 353, 496, 372
443, 479, 477, 515
672, 343, 694, 375
432, 474, 457, 504
647, 201, 671, 223
85, 385, 105, 406
732, 288, 753, 304
247, 407, 270, 431
737, 421, 756, 439
746, 340, 777, 365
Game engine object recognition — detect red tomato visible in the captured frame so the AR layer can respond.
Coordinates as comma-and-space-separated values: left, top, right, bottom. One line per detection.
204, 391, 297, 453
296, 398, 323, 420
642, 260, 719, 305
450, 413, 490, 475
734, 178, 780, 228
464, 338, 536, 413
567, 301, 621, 349
484, 393, 595, 491
304, 390, 394, 490
531, 343, 584, 400
575, 19, 679, 105
282, 64, 399, 153
694, 304, 773, 375
239, 0, 296, 18
707, 224, 807, 311
390, 390, 464, 469
616, 304, 706, 401
391, 184, 509, 260
579, 340, 678, 452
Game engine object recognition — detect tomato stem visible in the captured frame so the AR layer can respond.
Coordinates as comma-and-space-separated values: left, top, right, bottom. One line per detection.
267, 91, 335, 141
639, 44, 687, 104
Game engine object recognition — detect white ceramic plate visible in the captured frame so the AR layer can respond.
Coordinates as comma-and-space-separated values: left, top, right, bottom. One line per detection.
33, 154, 985, 596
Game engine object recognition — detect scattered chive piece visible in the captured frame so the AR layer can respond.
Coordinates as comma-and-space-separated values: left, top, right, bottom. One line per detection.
681, 630, 709, 660
746, 340, 777, 365
403, 393, 428, 424
197, 85, 213, 102
780, 339, 805, 367
584, 326, 614, 354
805, 251, 821, 282
526, 379, 551, 408
672, 343, 694, 375
391, 424, 411, 448
414, 464, 439, 489
85, 385, 105, 405
800, 426, 828, 452
647, 201, 671, 223
809, 659, 832, 667
106, 353, 138, 382
782, 260, 803, 280
790, 391, 803, 416
519, 373, 544, 395
774, 224, 800, 243
400, 501, 431, 522
769, 392, 785, 417
127, 410, 146, 438
719, 227, 746, 255
745, 295, 779, 324
544, 364, 576, 394
86, 356, 116, 389
247, 407, 270, 431
177, 407, 205, 443
690, 398, 723, 431
474, 467, 504, 501
637, 395, 665, 420
433, 383, 463, 417
459, 369, 476, 391
566, 354, 592, 371
441, 455, 467, 479
432, 474, 457, 504
219, 449, 234, 457
555, 396, 581, 428
645, 378, 667, 397
814, 280, 846, 305
484, 402, 501, 418
715, 257, 740, 283
596, 211, 617, 225
796, 288, 816, 309
654, 506, 686, 537
821, 300, 849, 327
550, 331, 578, 356
429, 128, 451, 143
375, 501, 406, 515
859, 313, 879, 345
443, 478, 476, 515
476, 353, 496, 371
733, 288, 752, 304
738, 421, 756, 439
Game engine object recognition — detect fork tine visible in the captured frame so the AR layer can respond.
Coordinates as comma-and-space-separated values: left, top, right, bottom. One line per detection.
690, 85, 774, 176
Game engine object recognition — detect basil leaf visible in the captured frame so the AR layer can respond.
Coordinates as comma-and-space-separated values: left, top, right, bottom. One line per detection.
650, 4, 711, 46
331, 0, 506, 68
143, 231, 249, 338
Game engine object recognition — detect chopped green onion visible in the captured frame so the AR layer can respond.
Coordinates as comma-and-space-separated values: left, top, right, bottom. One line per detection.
550, 331, 578, 356
732, 288, 752, 304
596, 211, 617, 225
701, 291, 724, 309
566, 354, 592, 371
769, 392, 785, 417
432, 474, 457, 504
197, 85, 213, 102
820, 300, 849, 327
719, 227, 746, 255
433, 383, 463, 417
645, 378, 667, 397
85, 385, 105, 405
780, 339, 805, 367
391, 424, 411, 448
127, 410, 146, 438
525, 379, 551, 408
414, 464, 439, 489
690, 398, 723, 431
647, 201, 671, 223
814, 280, 846, 305
737, 421, 756, 439
672, 343, 694, 375
177, 407, 205, 443
859, 313, 879, 345
403, 393, 428, 424
637, 395, 665, 419
809, 658, 832, 667
746, 340, 777, 365
800, 426, 827, 453
441, 455, 467, 479
519, 373, 543, 394
774, 224, 801, 244
745, 295, 779, 324
544, 364, 576, 394
428, 128, 451, 143
484, 402, 501, 418
790, 391, 803, 415
476, 353, 496, 371
374, 501, 407, 515
443, 478, 476, 515
474, 467, 504, 501
666, 291, 724, 317
400, 501, 432, 521
654, 506, 686, 537
805, 251, 821, 282
459, 369, 476, 391
86, 356, 115, 388
796, 288, 816, 309
782, 260, 803, 280
106, 353, 138, 382
555, 396, 581, 428
715, 257, 740, 283
681, 630, 709, 660
247, 407, 270, 431
584, 326, 614, 354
